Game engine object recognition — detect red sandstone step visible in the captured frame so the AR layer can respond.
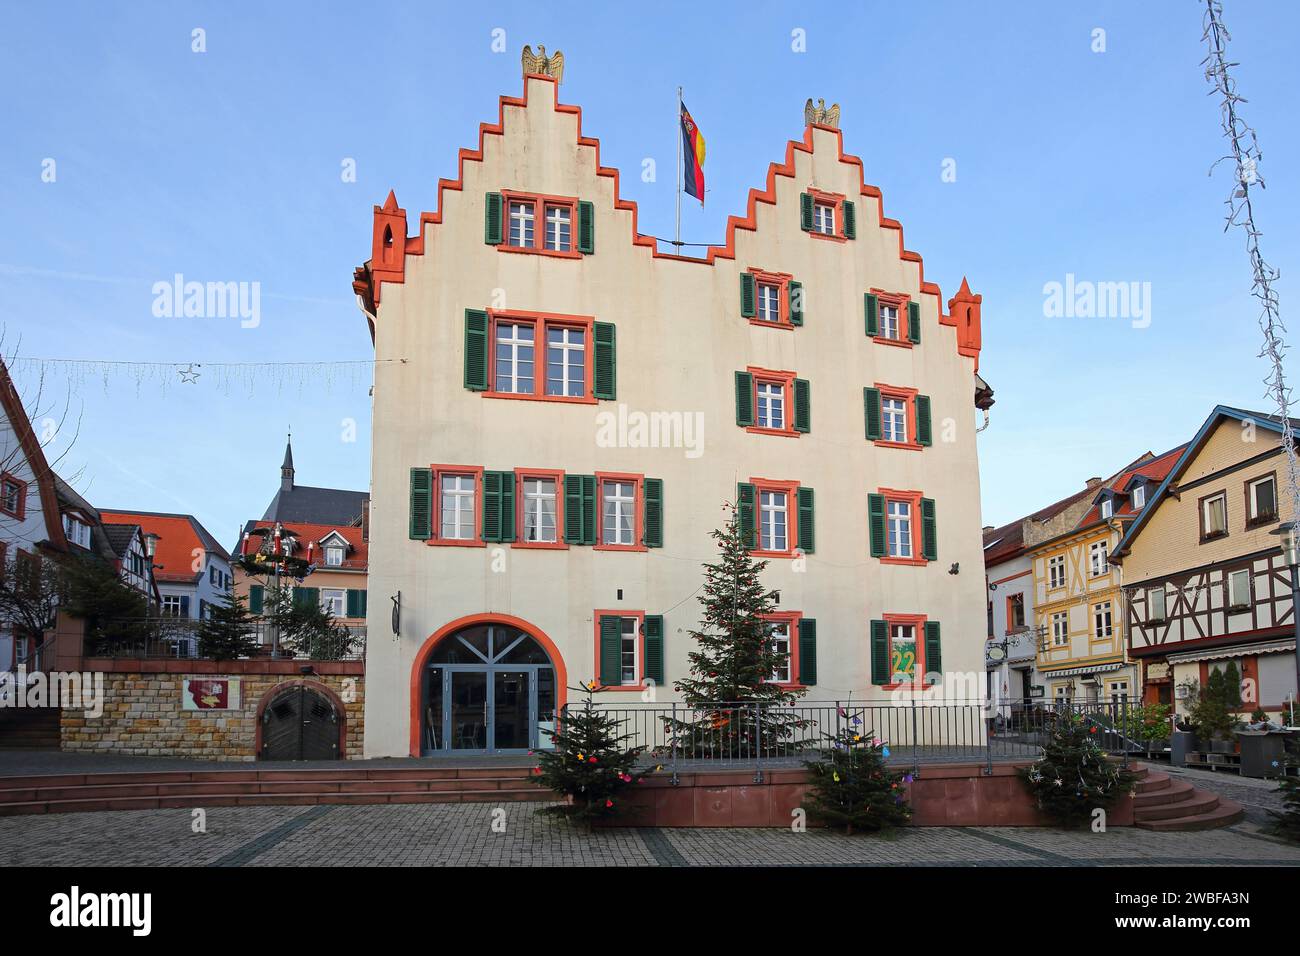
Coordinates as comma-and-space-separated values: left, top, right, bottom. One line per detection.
1136, 798, 1244, 831
1133, 779, 1195, 808
1136, 771, 1171, 794
1134, 789, 1221, 822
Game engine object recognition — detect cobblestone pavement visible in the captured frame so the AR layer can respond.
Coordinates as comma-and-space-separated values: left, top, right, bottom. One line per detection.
3, 802, 1300, 867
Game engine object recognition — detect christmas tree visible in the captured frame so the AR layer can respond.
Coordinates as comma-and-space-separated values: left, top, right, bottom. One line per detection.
664, 504, 807, 757
1019, 710, 1135, 827
1269, 763, 1300, 842
532, 684, 650, 823
197, 588, 260, 660
803, 720, 912, 833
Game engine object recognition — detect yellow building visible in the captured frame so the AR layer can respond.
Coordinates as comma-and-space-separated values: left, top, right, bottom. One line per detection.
1029, 446, 1185, 704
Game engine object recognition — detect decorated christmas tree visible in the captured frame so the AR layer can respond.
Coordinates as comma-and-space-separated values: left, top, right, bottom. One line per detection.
663, 504, 807, 756
803, 719, 912, 833
532, 684, 650, 823
1019, 710, 1135, 827
196, 587, 260, 661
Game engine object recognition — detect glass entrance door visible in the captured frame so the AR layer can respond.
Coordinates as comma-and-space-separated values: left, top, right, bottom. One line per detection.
492, 671, 531, 750
450, 671, 488, 750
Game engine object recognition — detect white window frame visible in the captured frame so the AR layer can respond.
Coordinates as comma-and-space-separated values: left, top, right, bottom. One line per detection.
523, 477, 558, 543
602, 481, 635, 547
1093, 601, 1113, 641
1048, 554, 1066, 589
759, 490, 788, 552
887, 500, 913, 559
1202, 492, 1228, 538
508, 200, 535, 248
1148, 586, 1167, 622
768, 621, 792, 684
325, 545, 344, 567
544, 204, 572, 252
1131, 484, 1146, 509
545, 326, 585, 397
889, 622, 918, 684
756, 380, 785, 430
62, 514, 91, 548
494, 322, 535, 394
1052, 612, 1069, 647
756, 282, 781, 323
1228, 568, 1252, 609
1100, 498, 1113, 520
1249, 475, 1277, 522
0, 478, 21, 515
619, 616, 639, 686
812, 201, 835, 236
161, 594, 185, 618
881, 396, 908, 444
1090, 540, 1109, 577
879, 304, 900, 340
440, 474, 476, 541
320, 588, 346, 617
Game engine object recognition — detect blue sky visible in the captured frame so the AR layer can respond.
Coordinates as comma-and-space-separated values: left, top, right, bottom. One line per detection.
2, 0, 1298, 547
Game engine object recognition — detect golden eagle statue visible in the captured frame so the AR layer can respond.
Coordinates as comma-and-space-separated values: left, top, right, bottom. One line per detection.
521, 45, 565, 84
804, 98, 840, 128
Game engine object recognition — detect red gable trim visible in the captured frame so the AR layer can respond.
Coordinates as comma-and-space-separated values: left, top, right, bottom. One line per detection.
0, 359, 67, 551
362, 75, 982, 370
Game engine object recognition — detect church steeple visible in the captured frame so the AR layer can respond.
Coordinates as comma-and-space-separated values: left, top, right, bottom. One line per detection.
280, 432, 295, 491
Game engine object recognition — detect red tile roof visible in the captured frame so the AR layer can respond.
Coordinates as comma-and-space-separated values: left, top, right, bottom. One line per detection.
240, 520, 368, 571
1075, 444, 1188, 526
100, 510, 228, 584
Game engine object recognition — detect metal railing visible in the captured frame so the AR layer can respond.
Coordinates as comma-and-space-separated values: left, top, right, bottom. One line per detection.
566, 696, 1136, 780
82, 618, 366, 662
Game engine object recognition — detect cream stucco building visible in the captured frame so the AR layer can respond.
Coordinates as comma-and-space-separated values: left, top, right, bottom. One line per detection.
353, 72, 993, 757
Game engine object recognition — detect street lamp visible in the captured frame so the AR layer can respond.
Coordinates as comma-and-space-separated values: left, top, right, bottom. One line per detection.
1269, 521, 1300, 727
143, 532, 160, 560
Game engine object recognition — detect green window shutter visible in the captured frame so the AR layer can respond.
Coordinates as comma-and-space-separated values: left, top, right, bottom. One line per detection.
908, 301, 921, 343
921, 497, 938, 561
294, 587, 319, 610
864, 293, 879, 337
346, 589, 361, 618
864, 387, 882, 441
797, 486, 815, 554
593, 322, 616, 399
482, 470, 516, 543
916, 395, 933, 447
842, 199, 856, 239
484, 192, 503, 245
360, 590, 368, 617
734, 371, 754, 427
409, 467, 433, 539
740, 273, 756, 318
868, 493, 886, 557
464, 309, 489, 391
644, 614, 665, 686
798, 618, 817, 685
870, 620, 889, 685
248, 585, 264, 615
924, 621, 942, 685
581, 475, 597, 545
793, 378, 811, 433
577, 200, 595, 254
788, 280, 803, 326
643, 478, 663, 548
799, 192, 814, 231
737, 483, 756, 548
599, 616, 622, 686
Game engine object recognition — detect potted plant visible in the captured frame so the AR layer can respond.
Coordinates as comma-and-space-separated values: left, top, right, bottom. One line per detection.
1122, 703, 1174, 758
1189, 670, 1238, 753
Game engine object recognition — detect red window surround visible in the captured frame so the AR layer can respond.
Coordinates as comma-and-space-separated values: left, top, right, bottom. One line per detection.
747, 366, 799, 438
874, 382, 921, 451
498, 190, 582, 259
514, 468, 567, 550
750, 476, 801, 559
882, 612, 929, 690
748, 268, 796, 329
806, 187, 848, 243
486, 309, 597, 405
427, 464, 485, 548
763, 610, 806, 689
592, 609, 646, 692
594, 472, 647, 552
0, 472, 26, 520
872, 288, 913, 349
879, 486, 926, 567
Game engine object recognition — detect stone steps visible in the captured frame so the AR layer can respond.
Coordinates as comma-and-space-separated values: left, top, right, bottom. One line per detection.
1130, 770, 1244, 831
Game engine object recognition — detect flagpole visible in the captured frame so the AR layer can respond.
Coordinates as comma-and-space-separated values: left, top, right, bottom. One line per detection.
674, 86, 683, 249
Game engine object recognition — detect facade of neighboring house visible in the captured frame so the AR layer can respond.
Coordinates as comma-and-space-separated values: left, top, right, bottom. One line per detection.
352, 69, 993, 757
1113, 407, 1299, 719
1028, 447, 1184, 705
99, 510, 233, 622
982, 483, 1097, 706
234, 520, 369, 630
0, 359, 69, 669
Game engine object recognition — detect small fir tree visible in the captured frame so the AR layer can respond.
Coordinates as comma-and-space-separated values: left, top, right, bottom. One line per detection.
803, 721, 912, 833
1020, 710, 1135, 827
664, 504, 807, 756
532, 684, 651, 823
196, 588, 260, 660
1269, 763, 1300, 842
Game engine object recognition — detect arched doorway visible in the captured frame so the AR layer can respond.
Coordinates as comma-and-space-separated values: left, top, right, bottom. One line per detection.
259, 682, 344, 761
419, 619, 560, 755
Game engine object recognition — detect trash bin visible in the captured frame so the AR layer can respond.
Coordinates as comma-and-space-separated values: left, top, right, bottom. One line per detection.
1237, 730, 1287, 778
1170, 730, 1196, 768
